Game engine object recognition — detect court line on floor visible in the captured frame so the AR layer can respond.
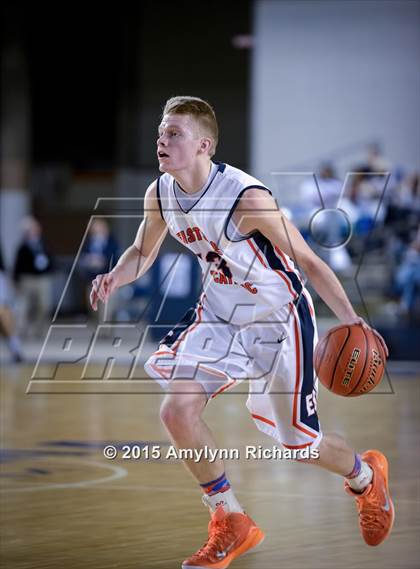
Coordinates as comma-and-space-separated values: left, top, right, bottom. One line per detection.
4, 474, 416, 505
95, 484, 418, 504
1, 459, 128, 493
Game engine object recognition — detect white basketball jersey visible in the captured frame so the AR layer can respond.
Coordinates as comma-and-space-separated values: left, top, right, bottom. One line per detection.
157, 162, 305, 325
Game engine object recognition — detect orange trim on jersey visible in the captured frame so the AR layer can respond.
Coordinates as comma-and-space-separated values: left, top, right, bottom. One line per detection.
274, 245, 293, 272
282, 441, 313, 449
291, 305, 317, 439
247, 239, 267, 267
274, 245, 302, 284
302, 289, 315, 318
272, 246, 300, 298
274, 270, 298, 299
248, 239, 298, 299
272, 244, 303, 299
251, 413, 276, 428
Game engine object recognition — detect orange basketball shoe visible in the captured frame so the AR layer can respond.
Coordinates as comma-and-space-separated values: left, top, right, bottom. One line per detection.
182, 505, 265, 568
345, 450, 395, 546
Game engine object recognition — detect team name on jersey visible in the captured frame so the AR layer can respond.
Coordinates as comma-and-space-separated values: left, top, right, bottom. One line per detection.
176, 225, 221, 251
176, 225, 257, 294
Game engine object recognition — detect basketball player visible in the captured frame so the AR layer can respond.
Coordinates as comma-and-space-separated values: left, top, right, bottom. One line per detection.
90, 97, 394, 568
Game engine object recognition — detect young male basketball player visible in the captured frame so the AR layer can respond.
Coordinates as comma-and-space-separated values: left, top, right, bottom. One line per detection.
90, 96, 394, 568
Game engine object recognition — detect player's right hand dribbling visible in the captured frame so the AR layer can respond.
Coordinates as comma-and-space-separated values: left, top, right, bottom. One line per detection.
90, 271, 118, 311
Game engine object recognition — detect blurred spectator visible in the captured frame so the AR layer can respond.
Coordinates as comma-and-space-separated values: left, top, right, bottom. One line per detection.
387, 171, 420, 214
13, 217, 54, 338
78, 218, 119, 323
394, 230, 420, 319
301, 162, 342, 209
0, 246, 23, 362
348, 172, 388, 234
347, 144, 392, 238
365, 142, 392, 173
299, 163, 353, 273
399, 172, 419, 211
385, 172, 420, 264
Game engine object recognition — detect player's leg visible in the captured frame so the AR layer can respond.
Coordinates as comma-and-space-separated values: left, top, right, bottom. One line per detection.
159, 379, 228, 496
304, 432, 356, 474
292, 294, 394, 546
245, 294, 394, 546
159, 377, 264, 569
146, 302, 264, 568
298, 434, 394, 546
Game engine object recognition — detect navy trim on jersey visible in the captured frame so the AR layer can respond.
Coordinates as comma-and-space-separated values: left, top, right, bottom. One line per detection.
156, 176, 164, 221
252, 232, 303, 297
223, 185, 272, 243
296, 294, 320, 434
172, 162, 226, 214
214, 161, 226, 173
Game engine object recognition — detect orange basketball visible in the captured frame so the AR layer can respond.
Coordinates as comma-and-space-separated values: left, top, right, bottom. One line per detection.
314, 324, 386, 396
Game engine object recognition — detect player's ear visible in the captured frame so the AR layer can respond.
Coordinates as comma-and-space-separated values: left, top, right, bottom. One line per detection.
199, 137, 212, 155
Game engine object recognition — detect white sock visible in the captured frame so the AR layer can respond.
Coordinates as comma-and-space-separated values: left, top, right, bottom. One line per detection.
202, 488, 244, 513
347, 460, 373, 492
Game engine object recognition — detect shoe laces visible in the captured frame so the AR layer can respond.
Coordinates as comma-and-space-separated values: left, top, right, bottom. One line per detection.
191, 507, 236, 561
358, 491, 387, 530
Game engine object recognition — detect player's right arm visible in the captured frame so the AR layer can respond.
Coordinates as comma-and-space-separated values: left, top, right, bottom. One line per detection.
90, 181, 167, 311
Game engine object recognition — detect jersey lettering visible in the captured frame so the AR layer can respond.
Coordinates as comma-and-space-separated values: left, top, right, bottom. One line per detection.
160, 165, 302, 324
186, 227, 195, 243
306, 389, 317, 416
177, 225, 208, 245
176, 224, 259, 294
206, 252, 232, 279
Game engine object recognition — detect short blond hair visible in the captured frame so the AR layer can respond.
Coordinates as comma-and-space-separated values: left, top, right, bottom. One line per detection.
162, 96, 218, 157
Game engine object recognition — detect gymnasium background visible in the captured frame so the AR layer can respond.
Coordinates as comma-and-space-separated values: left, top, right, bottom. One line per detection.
1, 1, 419, 568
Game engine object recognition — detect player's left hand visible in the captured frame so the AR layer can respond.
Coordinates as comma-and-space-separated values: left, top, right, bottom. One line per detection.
344, 316, 389, 358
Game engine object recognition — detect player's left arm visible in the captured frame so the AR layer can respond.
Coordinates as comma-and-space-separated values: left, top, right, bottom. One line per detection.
234, 188, 388, 355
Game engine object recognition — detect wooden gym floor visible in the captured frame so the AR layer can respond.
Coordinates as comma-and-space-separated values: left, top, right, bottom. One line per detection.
1, 363, 419, 569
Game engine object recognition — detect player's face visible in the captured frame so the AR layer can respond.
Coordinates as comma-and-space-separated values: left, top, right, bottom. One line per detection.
157, 114, 203, 172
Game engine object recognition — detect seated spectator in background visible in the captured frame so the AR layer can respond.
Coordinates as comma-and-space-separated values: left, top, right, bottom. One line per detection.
385, 172, 420, 264
300, 163, 353, 273
0, 246, 23, 362
349, 143, 392, 236
301, 162, 343, 209
394, 230, 420, 320
79, 218, 119, 323
388, 171, 420, 213
13, 216, 54, 338
365, 142, 392, 174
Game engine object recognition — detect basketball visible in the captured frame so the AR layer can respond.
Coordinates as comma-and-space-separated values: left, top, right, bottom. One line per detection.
314, 324, 387, 396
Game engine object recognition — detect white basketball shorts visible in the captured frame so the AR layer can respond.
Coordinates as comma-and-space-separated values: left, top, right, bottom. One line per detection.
145, 291, 322, 450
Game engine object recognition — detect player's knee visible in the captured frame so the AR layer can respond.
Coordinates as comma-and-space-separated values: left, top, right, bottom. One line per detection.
159, 400, 177, 429
159, 395, 204, 431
